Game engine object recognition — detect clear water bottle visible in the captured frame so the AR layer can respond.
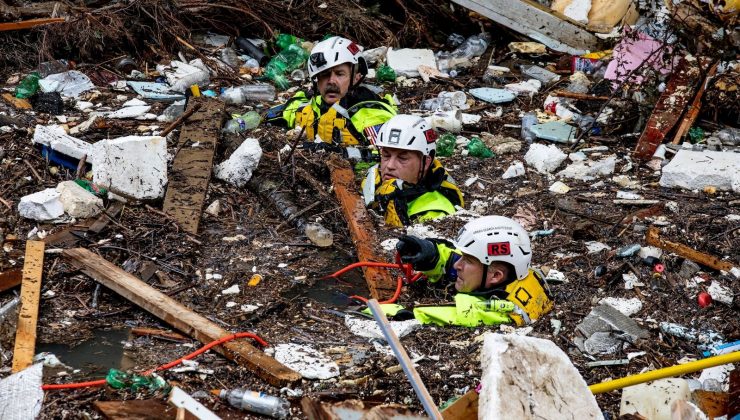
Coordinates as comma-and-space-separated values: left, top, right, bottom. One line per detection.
451, 33, 490, 59
223, 111, 261, 133
521, 112, 537, 143
215, 388, 290, 419
220, 84, 276, 104
304, 223, 333, 247
220, 47, 241, 68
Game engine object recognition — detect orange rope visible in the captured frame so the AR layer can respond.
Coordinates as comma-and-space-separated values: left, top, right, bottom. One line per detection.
322, 256, 424, 304
42, 332, 267, 391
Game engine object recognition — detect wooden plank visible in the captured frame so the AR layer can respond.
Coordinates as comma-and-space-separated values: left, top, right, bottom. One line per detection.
63, 248, 301, 386
44, 202, 124, 247
646, 227, 735, 272
12, 240, 45, 372
693, 390, 728, 418
441, 390, 479, 420
327, 155, 396, 300
131, 327, 188, 341
0, 17, 66, 32
94, 399, 191, 420
0, 269, 22, 293
162, 97, 224, 234
671, 61, 719, 144
1, 93, 32, 109
633, 57, 702, 160
452, 0, 600, 55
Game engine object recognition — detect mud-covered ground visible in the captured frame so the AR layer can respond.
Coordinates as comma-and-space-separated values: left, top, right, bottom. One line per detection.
1, 56, 738, 419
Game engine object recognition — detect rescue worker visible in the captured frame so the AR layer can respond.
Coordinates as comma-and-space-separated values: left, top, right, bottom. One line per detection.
265, 36, 397, 146
362, 114, 463, 227
395, 216, 553, 327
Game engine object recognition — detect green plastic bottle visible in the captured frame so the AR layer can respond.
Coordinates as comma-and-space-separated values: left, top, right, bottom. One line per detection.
467, 137, 494, 158
275, 34, 300, 51
688, 126, 704, 143
436, 133, 456, 157
265, 43, 309, 89
375, 65, 396, 82
105, 368, 169, 393
15, 72, 41, 99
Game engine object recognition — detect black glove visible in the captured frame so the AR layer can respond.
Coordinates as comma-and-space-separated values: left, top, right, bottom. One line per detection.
396, 235, 439, 271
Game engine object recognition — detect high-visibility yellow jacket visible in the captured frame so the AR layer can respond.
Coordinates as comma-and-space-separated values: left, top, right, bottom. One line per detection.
361, 159, 463, 227
265, 86, 397, 146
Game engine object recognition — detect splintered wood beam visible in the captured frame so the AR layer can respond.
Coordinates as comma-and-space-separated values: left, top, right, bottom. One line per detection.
441, 390, 479, 420
646, 227, 736, 272
12, 240, 45, 372
327, 155, 397, 300
163, 97, 224, 234
671, 61, 719, 144
63, 248, 301, 386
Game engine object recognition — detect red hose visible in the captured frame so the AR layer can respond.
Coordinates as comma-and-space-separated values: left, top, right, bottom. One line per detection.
41, 332, 268, 391
322, 256, 424, 304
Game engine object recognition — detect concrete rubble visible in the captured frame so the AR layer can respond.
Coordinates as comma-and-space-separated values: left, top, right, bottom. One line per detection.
56, 181, 104, 218
213, 138, 263, 188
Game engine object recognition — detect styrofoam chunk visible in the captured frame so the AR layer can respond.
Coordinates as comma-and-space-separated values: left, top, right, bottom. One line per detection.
213, 138, 262, 187
92, 136, 167, 199
386, 48, 437, 78
524, 143, 567, 173
660, 149, 740, 191
32, 124, 92, 160
18, 189, 64, 221
274, 343, 339, 380
620, 379, 690, 420
56, 181, 103, 218
480, 333, 603, 420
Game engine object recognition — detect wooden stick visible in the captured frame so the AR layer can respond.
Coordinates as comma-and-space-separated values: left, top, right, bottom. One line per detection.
131, 327, 188, 342
23, 159, 43, 183
12, 241, 45, 372
551, 90, 611, 101
160, 103, 201, 137
0, 17, 65, 32
646, 227, 735, 272
63, 248, 301, 386
328, 155, 396, 299
368, 299, 442, 420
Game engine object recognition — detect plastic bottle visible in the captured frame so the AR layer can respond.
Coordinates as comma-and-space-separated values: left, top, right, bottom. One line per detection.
447, 33, 465, 48
436, 133, 456, 157
467, 137, 494, 158
220, 84, 276, 104
220, 47, 241, 68
521, 112, 537, 143
375, 65, 396, 82
38, 59, 69, 78
15, 72, 41, 99
304, 223, 333, 247
264, 43, 309, 89
275, 33, 300, 51
451, 33, 491, 59
215, 388, 290, 419
106, 369, 169, 393
223, 111, 261, 133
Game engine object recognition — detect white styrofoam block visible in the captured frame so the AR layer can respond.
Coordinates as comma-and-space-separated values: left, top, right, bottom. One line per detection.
344, 316, 420, 341
524, 143, 567, 173
122, 98, 147, 107
18, 188, 64, 221
106, 105, 152, 119
620, 379, 691, 420
480, 333, 603, 420
32, 124, 92, 160
386, 48, 437, 78
92, 136, 167, 200
0, 363, 44, 420
598, 297, 643, 317
213, 138, 262, 187
660, 149, 740, 191
39, 70, 95, 98
56, 181, 103, 218
564, 0, 592, 23
502, 160, 525, 179
558, 155, 617, 181
274, 343, 339, 380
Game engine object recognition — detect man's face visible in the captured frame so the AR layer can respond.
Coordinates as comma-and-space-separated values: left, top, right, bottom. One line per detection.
452, 254, 485, 292
380, 147, 427, 184
317, 63, 360, 105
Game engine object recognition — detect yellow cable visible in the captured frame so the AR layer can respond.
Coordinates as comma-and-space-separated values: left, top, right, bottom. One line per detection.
589, 351, 740, 394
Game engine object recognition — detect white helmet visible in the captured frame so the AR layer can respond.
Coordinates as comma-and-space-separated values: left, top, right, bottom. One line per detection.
453, 216, 532, 280
307, 36, 366, 78
374, 114, 437, 156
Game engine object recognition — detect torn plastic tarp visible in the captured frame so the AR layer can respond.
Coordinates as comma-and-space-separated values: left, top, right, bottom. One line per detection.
0, 363, 44, 420
604, 28, 677, 85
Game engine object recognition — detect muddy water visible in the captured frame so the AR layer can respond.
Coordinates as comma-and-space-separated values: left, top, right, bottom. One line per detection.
282, 252, 370, 306
38, 328, 132, 375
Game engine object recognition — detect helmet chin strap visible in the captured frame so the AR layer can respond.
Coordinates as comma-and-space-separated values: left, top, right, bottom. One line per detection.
480, 264, 489, 291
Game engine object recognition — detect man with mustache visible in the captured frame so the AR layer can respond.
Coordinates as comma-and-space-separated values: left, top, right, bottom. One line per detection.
362, 114, 463, 227
394, 215, 553, 327
266, 36, 396, 147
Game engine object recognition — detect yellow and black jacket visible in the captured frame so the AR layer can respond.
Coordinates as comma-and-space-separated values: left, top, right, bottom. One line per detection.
413, 242, 553, 327
362, 159, 463, 227
265, 86, 397, 146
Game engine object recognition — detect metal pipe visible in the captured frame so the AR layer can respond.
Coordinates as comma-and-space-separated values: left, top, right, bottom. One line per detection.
368, 299, 442, 419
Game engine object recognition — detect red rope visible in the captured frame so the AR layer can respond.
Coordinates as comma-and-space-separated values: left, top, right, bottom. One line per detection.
41, 332, 268, 391
322, 256, 424, 304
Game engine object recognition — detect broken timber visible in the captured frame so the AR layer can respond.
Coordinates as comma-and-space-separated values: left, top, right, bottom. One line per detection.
63, 247, 301, 386
94, 399, 194, 420
12, 240, 45, 372
441, 390, 479, 420
633, 57, 703, 160
671, 61, 719, 144
451, 0, 600, 55
646, 227, 735, 272
0, 269, 22, 293
43, 201, 124, 247
328, 155, 396, 300
0, 17, 65, 31
163, 97, 224, 234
